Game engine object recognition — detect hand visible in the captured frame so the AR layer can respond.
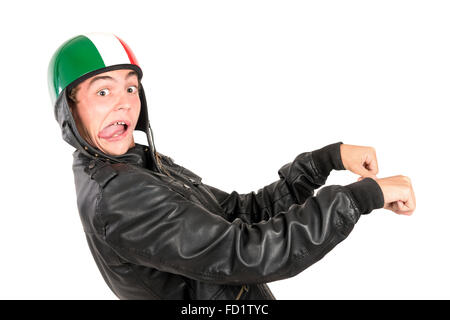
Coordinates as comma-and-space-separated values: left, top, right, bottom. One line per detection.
374, 175, 416, 215
340, 144, 379, 178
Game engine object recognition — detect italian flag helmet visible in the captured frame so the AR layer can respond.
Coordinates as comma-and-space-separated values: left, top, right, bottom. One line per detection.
48, 32, 142, 106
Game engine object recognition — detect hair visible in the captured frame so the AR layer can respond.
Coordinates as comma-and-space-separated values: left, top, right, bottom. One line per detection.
68, 85, 79, 104
68, 85, 79, 111
155, 152, 172, 177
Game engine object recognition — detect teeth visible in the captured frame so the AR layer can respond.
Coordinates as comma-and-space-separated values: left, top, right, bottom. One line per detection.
110, 121, 127, 138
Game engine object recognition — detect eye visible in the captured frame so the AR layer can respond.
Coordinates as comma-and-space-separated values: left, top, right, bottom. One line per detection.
127, 85, 138, 94
97, 88, 110, 97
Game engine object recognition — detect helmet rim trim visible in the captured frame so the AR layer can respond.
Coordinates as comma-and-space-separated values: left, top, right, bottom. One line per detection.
64, 63, 143, 96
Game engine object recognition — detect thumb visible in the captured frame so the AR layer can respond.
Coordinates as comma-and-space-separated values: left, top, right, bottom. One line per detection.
359, 166, 377, 178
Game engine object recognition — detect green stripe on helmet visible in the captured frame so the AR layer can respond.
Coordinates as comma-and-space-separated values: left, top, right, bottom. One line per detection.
48, 35, 106, 105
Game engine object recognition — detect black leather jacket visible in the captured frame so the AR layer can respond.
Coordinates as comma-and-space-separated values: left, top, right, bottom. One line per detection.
54, 81, 384, 300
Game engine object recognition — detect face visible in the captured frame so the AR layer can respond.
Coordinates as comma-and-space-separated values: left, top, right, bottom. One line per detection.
69, 69, 141, 156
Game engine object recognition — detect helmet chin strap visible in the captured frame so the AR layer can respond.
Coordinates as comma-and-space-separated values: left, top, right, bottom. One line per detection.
146, 122, 163, 174
135, 86, 163, 173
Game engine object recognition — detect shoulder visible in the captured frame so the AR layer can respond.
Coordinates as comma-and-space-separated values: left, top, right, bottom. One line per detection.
89, 158, 156, 190
88, 158, 178, 200
72, 148, 135, 189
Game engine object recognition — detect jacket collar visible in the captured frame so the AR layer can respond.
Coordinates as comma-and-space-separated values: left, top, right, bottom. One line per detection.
110, 143, 151, 168
77, 142, 154, 170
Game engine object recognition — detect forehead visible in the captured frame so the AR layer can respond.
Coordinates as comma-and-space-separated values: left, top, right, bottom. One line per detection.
80, 69, 139, 90
92, 68, 138, 79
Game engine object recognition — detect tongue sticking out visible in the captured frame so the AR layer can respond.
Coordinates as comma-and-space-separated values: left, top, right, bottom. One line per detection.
98, 124, 126, 139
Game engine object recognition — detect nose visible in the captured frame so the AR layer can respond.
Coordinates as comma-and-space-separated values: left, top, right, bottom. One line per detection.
115, 91, 132, 111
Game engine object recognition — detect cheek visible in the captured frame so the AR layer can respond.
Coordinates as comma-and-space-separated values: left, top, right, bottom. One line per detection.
78, 102, 106, 132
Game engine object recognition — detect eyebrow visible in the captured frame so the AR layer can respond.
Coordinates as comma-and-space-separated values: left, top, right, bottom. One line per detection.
87, 70, 138, 89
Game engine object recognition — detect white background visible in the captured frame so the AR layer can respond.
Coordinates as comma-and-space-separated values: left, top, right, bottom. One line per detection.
1, 0, 449, 299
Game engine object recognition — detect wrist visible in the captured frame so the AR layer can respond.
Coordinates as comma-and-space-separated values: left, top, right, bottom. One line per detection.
311, 142, 345, 178
344, 178, 385, 215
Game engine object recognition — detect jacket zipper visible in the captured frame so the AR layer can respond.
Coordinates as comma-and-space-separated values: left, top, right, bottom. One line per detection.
235, 285, 249, 300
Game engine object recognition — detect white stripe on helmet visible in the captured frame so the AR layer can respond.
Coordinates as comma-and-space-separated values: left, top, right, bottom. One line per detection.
83, 32, 130, 67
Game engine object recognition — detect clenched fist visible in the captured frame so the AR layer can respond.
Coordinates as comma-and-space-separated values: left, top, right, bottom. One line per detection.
340, 144, 379, 178
375, 176, 416, 215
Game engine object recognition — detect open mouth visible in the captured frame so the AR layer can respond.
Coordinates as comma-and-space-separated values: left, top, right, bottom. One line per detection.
98, 120, 131, 141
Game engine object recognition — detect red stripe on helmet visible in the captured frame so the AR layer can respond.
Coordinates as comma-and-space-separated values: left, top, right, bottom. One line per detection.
115, 35, 139, 66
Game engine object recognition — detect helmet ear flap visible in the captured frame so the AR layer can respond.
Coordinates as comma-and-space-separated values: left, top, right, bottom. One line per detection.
135, 85, 149, 132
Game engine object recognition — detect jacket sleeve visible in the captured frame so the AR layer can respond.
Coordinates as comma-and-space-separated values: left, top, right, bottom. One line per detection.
202, 142, 346, 224
99, 168, 384, 286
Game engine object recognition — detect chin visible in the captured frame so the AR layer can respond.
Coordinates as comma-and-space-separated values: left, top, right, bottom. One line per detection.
99, 139, 133, 156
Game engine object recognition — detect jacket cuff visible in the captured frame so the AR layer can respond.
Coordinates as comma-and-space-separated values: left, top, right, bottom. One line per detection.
344, 178, 385, 215
311, 142, 345, 178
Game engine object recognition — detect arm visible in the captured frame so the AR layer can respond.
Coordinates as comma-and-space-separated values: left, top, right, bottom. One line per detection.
203, 142, 345, 224
99, 168, 383, 286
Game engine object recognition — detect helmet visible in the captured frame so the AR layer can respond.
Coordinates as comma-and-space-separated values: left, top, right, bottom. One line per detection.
48, 32, 162, 172
48, 32, 142, 106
